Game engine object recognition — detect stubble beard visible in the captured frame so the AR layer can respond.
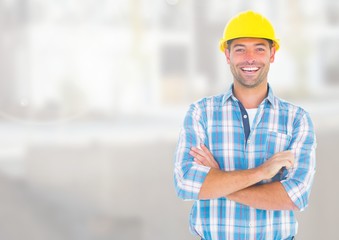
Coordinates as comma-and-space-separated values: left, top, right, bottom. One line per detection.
230, 64, 269, 89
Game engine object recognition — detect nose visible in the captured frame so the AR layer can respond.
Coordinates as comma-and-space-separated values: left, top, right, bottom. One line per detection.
245, 50, 255, 64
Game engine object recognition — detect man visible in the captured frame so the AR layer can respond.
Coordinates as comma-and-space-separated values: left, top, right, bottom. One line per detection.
174, 10, 316, 240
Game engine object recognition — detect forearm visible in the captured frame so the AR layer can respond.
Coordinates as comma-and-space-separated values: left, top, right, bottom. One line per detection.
198, 167, 264, 199
227, 181, 299, 211
193, 145, 296, 204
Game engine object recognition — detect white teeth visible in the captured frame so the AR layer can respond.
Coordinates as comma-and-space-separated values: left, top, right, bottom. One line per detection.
242, 67, 259, 71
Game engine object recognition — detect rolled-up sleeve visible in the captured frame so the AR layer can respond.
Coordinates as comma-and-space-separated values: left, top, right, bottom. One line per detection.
174, 103, 211, 200
281, 111, 316, 211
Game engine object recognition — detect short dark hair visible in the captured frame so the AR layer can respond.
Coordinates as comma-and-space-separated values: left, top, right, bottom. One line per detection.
227, 38, 274, 51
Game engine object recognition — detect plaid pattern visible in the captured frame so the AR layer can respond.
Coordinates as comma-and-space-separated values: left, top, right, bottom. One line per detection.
174, 85, 316, 240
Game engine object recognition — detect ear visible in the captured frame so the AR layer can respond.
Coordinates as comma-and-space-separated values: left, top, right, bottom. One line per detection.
270, 47, 276, 63
225, 49, 231, 64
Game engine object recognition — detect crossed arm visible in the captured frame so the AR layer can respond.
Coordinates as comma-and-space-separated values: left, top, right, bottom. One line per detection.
190, 144, 299, 211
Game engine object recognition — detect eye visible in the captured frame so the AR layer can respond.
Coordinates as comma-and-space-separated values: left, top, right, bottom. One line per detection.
234, 48, 245, 53
256, 47, 266, 52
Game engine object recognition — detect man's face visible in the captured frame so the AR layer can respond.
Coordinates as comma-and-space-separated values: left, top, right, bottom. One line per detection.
225, 38, 276, 89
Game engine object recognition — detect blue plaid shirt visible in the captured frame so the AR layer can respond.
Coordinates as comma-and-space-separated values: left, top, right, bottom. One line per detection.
174, 85, 316, 240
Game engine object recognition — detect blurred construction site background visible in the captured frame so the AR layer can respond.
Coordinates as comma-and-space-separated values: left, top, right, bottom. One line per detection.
0, 0, 338, 239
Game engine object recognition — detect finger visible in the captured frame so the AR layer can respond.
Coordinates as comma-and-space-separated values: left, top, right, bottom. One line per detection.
195, 157, 219, 169
200, 144, 220, 166
189, 149, 196, 157
189, 147, 203, 157
287, 159, 295, 168
272, 150, 293, 159
210, 161, 219, 169
191, 146, 209, 159
199, 145, 216, 167
199, 145, 220, 168
191, 148, 215, 167
193, 152, 210, 163
282, 158, 294, 169
194, 158, 204, 166
200, 144, 215, 160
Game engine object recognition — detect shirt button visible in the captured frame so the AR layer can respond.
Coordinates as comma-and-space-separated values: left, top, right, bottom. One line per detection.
247, 139, 251, 144
243, 115, 248, 119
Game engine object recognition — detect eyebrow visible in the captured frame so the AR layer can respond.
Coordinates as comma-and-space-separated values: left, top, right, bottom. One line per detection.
233, 43, 268, 48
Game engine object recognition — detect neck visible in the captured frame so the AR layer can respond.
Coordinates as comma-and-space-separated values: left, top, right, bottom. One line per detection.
233, 82, 268, 109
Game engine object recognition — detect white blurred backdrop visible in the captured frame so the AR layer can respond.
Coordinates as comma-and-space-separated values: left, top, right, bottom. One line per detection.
0, 0, 338, 239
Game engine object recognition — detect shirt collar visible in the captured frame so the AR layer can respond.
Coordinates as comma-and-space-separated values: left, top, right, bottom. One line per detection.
266, 84, 275, 108
222, 83, 276, 108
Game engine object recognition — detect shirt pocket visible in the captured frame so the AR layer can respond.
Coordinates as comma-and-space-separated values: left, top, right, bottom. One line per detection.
265, 131, 292, 182
265, 131, 292, 159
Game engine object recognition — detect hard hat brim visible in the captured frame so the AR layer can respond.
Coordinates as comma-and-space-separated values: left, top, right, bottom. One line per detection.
219, 37, 280, 52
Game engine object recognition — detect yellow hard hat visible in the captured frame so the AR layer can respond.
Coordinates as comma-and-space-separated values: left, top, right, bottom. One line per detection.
219, 10, 280, 52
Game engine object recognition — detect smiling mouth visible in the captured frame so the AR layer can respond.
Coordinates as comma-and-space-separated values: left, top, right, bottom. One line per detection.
241, 67, 259, 73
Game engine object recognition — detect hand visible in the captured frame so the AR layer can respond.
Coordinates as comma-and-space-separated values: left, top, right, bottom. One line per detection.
189, 144, 220, 169
259, 151, 294, 180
